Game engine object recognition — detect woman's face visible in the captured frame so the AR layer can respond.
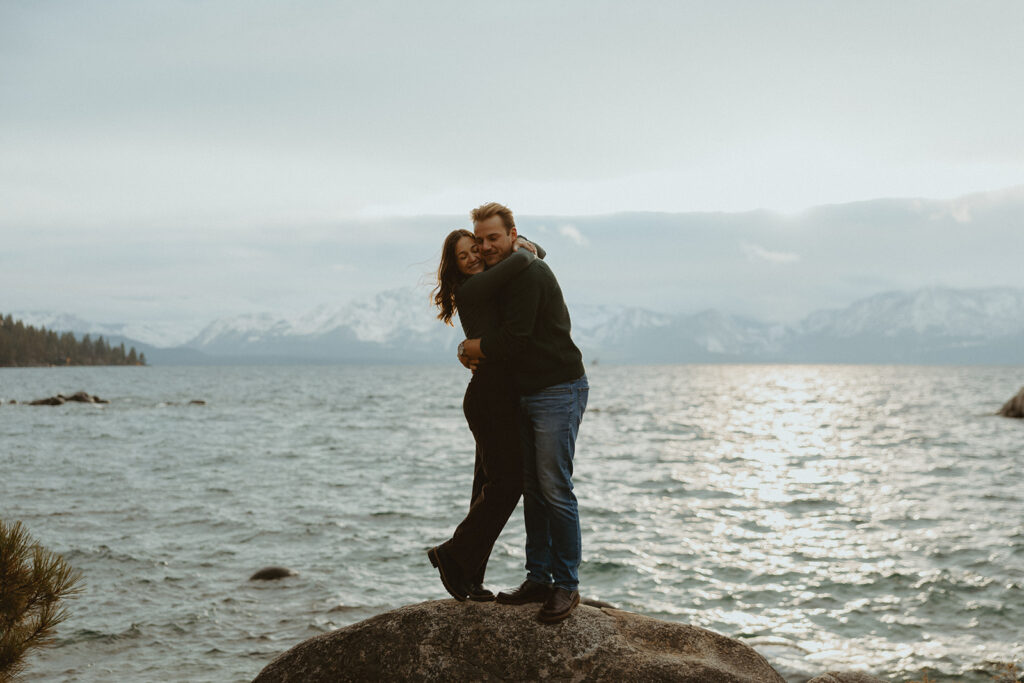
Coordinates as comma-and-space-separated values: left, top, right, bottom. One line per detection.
454, 235, 484, 275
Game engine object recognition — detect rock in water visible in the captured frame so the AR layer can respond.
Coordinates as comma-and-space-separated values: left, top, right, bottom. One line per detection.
30, 395, 66, 406
252, 600, 786, 682
998, 386, 1024, 418
29, 392, 108, 405
249, 567, 298, 581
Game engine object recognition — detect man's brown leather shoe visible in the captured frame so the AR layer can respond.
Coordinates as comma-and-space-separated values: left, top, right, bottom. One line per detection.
495, 579, 553, 605
427, 546, 470, 601
467, 582, 495, 602
537, 587, 580, 623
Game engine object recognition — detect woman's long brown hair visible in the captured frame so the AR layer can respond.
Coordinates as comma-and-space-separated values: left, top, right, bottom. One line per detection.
433, 229, 475, 326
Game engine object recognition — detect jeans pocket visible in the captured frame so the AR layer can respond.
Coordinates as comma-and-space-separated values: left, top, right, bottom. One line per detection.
576, 387, 589, 417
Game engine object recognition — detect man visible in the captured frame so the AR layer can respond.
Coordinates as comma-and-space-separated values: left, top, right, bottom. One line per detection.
459, 202, 588, 624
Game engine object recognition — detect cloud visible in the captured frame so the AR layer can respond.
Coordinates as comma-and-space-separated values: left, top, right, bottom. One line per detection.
741, 242, 800, 264
558, 224, 589, 246
949, 202, 972, 223
933, 199, 973, 224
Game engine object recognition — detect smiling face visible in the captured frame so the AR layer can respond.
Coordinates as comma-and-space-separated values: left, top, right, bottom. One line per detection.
454, 235, 484, 275
474, 215, 518, 266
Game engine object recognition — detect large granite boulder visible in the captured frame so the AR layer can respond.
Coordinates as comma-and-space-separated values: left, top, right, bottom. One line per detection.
998, 386, 1024, 418
252, 600, 785, 682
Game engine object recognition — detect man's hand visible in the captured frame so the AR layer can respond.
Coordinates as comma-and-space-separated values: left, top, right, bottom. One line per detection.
457, 349, 479, 371
514, 236, 538, 255
458, 339, 483, 371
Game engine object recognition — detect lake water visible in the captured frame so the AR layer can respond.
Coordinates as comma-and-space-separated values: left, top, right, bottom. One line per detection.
1, 364, 1022, 682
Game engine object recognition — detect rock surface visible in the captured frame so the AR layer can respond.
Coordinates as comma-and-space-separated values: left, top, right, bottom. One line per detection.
252, 600, 786, 682
808, 673, 886, 683
998, 386, 1024, 418
580, 597, 616, 609
250, 566, 298, 581
29, 391, 108, 406
67, 390, 108, 404
30, 395, 66, 406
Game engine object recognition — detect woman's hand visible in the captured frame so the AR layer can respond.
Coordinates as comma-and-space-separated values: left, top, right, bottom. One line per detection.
514, 236, 538, 255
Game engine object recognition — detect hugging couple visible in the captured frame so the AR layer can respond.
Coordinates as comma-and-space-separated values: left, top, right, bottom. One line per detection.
428, 202, 589, 624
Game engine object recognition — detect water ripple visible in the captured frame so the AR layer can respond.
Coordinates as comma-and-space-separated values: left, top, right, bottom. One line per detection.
2, 364, 1022, 681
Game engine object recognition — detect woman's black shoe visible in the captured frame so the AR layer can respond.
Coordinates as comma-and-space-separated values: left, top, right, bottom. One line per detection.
467, 583, 495, 602
495, 579, 553, 605
427, 546, 470, 601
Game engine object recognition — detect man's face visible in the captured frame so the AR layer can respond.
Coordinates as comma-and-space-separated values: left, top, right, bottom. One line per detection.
474, 215, 517, 266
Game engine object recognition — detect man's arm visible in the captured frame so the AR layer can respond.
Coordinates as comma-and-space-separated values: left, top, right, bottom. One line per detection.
457, 242, 544, 367
456, 249, 536, 308
516, 236, 546, 259
462, 268, 543, 363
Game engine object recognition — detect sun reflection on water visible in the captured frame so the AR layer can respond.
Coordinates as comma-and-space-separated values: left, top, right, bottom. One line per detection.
579, 364, 1023, 681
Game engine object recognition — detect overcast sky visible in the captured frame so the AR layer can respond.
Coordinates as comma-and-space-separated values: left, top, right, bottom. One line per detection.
2, 1, 1023, 326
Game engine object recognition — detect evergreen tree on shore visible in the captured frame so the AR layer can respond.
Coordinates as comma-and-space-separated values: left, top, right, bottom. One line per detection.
0, 520, 83, 679
0, 314, 146, 367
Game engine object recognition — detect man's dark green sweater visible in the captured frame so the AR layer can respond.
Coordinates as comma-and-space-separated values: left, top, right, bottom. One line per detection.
479, 258, 585, 394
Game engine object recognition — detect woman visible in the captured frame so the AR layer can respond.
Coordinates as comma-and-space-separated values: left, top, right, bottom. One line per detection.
427, 229, 544, 601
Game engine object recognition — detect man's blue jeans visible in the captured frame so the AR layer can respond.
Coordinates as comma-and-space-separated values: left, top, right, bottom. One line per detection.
519, 374, 588, 591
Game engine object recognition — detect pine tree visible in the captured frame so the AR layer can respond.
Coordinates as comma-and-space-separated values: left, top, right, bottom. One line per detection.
0, 314, 144, 367
0, 520, 83, 679
80, 334, 93, 365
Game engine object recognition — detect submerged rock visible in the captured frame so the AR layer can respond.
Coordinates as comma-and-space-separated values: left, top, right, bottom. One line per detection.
66, 391, 109, 404
252, 600, 786, 682
249, 567, 298, 581
29, 391, 108, 406
30, 395, 66, 406
997, 386, 1024, 418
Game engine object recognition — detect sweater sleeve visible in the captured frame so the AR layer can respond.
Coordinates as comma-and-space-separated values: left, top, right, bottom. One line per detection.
479, 266, 542, 360
456, 249, 536, 307
516, 235, 546, 259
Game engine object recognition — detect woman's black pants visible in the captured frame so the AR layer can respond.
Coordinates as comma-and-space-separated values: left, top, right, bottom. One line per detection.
442, 365, 523, 583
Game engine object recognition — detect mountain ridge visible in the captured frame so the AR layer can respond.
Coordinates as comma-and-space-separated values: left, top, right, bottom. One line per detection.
13, 286, 1023, 365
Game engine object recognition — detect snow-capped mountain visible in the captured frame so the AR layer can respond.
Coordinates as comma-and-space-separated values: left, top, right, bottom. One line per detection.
11, 286, 1024, 364
181, 291, 788, 363
185, 289, 461, 361
570, 305, 673, 351
799, 287, 1024, 339
569, 305, 787, 362
787, 287, 1024, 363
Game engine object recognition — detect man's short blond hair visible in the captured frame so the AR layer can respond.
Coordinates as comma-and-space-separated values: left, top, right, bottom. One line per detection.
471, 202, 515, 233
